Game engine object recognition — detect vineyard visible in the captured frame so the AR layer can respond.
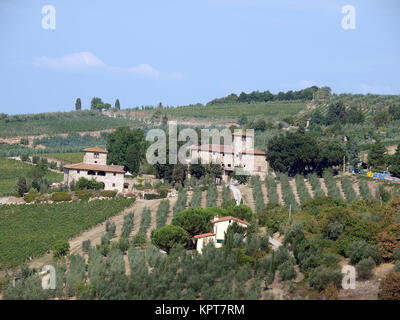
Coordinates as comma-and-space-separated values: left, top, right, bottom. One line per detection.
0, 156, 63, 196
0, 198, 135, 268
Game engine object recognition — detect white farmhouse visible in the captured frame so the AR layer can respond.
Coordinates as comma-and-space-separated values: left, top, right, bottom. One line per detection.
194, 216, 251, 253
189, 131, 268, 181
63, 147, 126, 192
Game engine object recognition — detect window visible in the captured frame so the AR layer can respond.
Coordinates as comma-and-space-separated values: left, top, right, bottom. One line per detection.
242, 136, 246, 142
94, 161, 98, 164
124, 183, 129, 189
113, 173, 116, 176
228, 164, 231, 167
77, 170, 80, 174
98, 171, 106, 176
217, 239, 224, 244
94, 152, 99, 159
88, 170, 96, 175
112, 183, 115, 187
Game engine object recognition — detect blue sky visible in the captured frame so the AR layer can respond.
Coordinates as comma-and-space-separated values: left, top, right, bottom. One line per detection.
0, 0, 399, 114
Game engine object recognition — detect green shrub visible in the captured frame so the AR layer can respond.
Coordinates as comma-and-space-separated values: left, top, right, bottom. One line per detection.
82, 240, 91, 253
24, 192, 41, 203
76, 177, 104, 190
356, 257, 376, 279
308, 266, 342, 291
75, 189, 91, 200
100, 190, 117, 198
51, 192, 72, 202
53, 240, 70, 260
393, 245, 400, 261
278, 260, 297, 281
394, 261, 400, 273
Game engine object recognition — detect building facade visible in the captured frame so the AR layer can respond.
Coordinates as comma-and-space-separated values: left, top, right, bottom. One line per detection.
189, 131, 268, 181
63, 147, 126, 192
195, 216, 251, 253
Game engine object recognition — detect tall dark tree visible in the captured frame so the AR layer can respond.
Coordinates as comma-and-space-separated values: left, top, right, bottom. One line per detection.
75, 98, 82, 111
368, 139, 387, 171
106, 127, 148, 175
326, 101, 347, 125
316, 140, 346, 173
16, 175, 27, 197
115, 99, 120, 110
90, 97, 103, 110
266, 130, 319, 174
347, 138, 360, 167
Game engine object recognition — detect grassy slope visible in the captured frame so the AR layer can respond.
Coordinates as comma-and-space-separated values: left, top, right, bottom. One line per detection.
0, 157, 63, 196
0, 198, 135, 268
161, 101, 306, 120
0, 113, 134, 138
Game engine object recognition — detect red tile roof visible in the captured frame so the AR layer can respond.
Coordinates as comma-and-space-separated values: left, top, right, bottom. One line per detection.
84, 147, 108, 154
210, 216, 251, 226
63, 162, 125, 173
194, 232, 215, 239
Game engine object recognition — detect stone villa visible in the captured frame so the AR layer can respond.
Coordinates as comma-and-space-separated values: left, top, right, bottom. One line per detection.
194, 216, 251, 253
63, 147, 126, 192
189, 131, 268, 181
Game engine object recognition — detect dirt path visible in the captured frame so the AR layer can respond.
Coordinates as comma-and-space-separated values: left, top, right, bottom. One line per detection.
319, 178, 328, 196
216, 186, 223, 206
276, 182, 285, 206
261, 182, 269, 205
237, 185, 256, 212
304, 179, 314, 198
288, 179, 301, 205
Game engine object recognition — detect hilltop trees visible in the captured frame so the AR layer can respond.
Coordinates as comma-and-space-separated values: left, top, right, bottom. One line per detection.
75, 98, 81, 111
115, 99, 120, 110
106, 127, 148, 175
90, 97, 103, 111
151, 225, 189, 253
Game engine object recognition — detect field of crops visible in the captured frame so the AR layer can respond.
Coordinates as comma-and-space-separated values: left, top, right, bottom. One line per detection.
0, 111, 135, 138
0, 156, 63, 196
0, 198, 135, 268
38, 153, 84, 164
161, 101, 306, 121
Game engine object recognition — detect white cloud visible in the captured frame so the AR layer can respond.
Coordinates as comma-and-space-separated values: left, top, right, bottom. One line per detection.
33, 52, 182, 80
129, 64, 161, 78
35, 52, 105, 69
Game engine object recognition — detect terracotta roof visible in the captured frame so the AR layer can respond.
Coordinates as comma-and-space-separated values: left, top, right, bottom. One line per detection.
190, 144, 265, 156
211, 216, 251, 226
84, 147, 108, 154
194, 232, 215, 239
64, 162, 125, 173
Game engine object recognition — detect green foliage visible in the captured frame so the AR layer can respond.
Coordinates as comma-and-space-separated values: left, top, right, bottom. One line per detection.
76, 177, 104, 190
156, 200, 170, 229
66, 254, 86, 296
138, 207, 151, 236
53, 240, 70, 260
295, 174, 311, 203
389, 146, 400, 178
190, 186, 202, 208
346, 240, 381, 265
278, 173, 299, 211
16, 175, 27, 197
307, 173, 325, 198
322, 170, 341, 199
74, 189, 92, 201
368, 139, 387, 171
341, 178, 359, 202
51, 192, 72, 202
356, 257, 376, 280
265, 174, 279, 204
121, 212, 134, 238
278, 260, 297, 281
101, 190, 117, 198
250, 175, 265, 213
151, 225, 189, 252
82, 240, 91, 253
206, 184, 218, 207
308, 266, 343, 292
106, 127, 147, 175
359, 181, 374, 200
0, 198, 134, 268
172, 208, 214, 239
173, 188, 187, 215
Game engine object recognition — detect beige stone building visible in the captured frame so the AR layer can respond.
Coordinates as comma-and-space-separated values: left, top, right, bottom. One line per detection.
64, 147, 126, 192
189, 131, 268, 181
194, 216, 251, 253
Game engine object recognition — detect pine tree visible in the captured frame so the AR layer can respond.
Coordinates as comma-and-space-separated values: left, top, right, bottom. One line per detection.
115, 99, 120, 110
75, 98, 81, 110
347, 138, 360, 167
16, 175, 27, 197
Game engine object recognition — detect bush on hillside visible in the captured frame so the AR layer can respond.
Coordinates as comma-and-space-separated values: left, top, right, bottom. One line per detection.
101, 190, 117, 198
356, 257, 376, 279
51, 192, 72, 202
